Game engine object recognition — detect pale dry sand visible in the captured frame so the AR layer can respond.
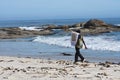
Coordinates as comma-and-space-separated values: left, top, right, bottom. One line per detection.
0, 56, 120, 80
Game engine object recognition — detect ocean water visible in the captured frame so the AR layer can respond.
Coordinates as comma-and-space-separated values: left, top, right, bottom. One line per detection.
0, 18, 120, 62
0, 19, 88, 27
0, 18, 120, 27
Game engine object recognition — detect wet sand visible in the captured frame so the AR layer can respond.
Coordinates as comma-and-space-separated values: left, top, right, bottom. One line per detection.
0, 56, 120, 80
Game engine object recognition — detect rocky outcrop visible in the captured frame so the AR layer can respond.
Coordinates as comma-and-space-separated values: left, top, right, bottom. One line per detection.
72, 22, 85, 28
84, 19, 110, 28
70, 19, 120, 35
0, 19, 120, 39
0, 28, 54, 39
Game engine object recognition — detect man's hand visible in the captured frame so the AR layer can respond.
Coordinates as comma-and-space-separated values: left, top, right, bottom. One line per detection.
85, 46, 88, 49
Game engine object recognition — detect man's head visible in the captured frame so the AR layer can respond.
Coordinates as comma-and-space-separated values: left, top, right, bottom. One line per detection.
75, 30, 81, 33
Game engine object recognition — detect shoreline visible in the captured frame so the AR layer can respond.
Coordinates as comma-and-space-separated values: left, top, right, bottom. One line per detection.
0, 35, 120, 63
0, 50, 120, 64
0, 56, 120, 80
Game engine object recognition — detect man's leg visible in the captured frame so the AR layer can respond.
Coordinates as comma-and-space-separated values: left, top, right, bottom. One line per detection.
75, 47, 79, 62
78, 49, 84, 62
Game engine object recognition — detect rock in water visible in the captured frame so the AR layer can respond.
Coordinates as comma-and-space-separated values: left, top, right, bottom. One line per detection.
61, 53, 72, 56
84, 19, 109, 28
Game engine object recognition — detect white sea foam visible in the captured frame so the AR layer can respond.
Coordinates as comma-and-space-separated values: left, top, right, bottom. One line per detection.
33, 36, 72, 48
85, 36, 120, 51
33, 33, 120, 52
19, 27, 43, 31
114, 24, 120, 26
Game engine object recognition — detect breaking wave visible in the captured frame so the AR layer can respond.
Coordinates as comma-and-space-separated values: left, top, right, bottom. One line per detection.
33, 32, 120, 52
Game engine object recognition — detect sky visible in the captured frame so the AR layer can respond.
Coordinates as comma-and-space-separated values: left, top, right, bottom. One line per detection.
0, 0, 120, 20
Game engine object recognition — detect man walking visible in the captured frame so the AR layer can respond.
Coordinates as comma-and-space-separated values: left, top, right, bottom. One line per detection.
74, 30, 87, 63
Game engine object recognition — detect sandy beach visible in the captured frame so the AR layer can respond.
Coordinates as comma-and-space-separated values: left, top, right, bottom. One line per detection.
0, 0, 120, 80
0, 56, 119, 80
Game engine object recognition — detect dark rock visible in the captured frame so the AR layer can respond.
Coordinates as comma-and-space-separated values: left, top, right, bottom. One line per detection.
3, 67, 12, 70
98, 62, 110, 68
20, 69, 26, 72
117, 62, 120, 65
0, 19, 120, 39
0, 60, 4, 62
61, 53, 72, 56
72, 22, 85, 28
97, 72, 107, 76
105, 61, 113, 64
0, 27, 54, 39
84, 19, 110, 28
45, 25, 70, 31
25, 56, 31, 58
44, 24, 57, 29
